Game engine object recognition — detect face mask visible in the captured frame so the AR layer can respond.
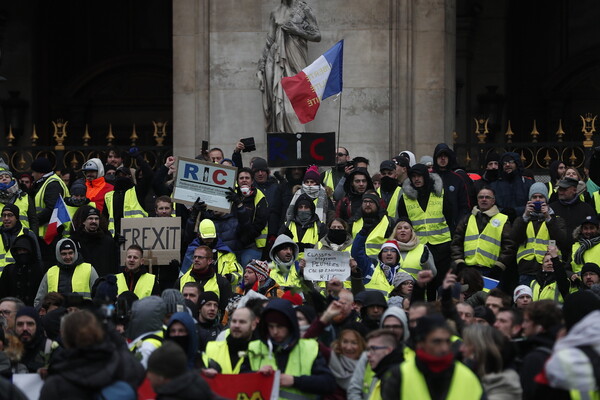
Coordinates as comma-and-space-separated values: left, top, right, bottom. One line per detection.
485, 168, 499, 182
327, 229, 346, 245
302, 184, 319, 198
70, 197, 88, 206
240, 186, 252, 196
115, 176, 131, 187
380, 176, 398, 192
13, 252, 33, 265
170, 335, 189, 352
297, 210, 312, 225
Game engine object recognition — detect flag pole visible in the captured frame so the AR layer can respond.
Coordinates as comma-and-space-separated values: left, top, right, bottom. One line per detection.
336, 92, 343, 151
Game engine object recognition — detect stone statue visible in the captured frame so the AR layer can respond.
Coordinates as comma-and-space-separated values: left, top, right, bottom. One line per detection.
257, 0, 321, 133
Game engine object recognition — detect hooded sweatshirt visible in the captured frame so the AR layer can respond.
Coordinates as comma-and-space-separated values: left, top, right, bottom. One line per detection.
490, 152, 533, 217
336, 168, 375, 222
433, 143, 472, 223
83, 158, 113, 213
166, 312, 199, 369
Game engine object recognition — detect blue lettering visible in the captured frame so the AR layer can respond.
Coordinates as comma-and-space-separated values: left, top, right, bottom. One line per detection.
183, 163, 199, 180
268, 137, 288, 161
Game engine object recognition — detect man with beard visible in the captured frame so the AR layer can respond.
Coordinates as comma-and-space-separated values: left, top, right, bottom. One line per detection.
236, 259, 281, 297
70, 206, 117, 277
203, 306, 259, 374
550, 178, 595, 244
578, 262, 600, 289
377, 160, 402, 219
115, 244, 159, 298
336, 168, 375, 222
251, 158, 283, 253
227, 168, 268, 266
490, 152, 533, 221
353, 239, 402, 296
14, 306, 52, 373
0, 204, 41, 273
0, 234, 43, 305
81, 157, 113, 213
103, 166, 147, 237
570, 215, 600, 274
322, 147, 351, 194
34, 238, 99, 307
196, 291, 223, 350
267, 234, 305, 290
350, 191, 394, 261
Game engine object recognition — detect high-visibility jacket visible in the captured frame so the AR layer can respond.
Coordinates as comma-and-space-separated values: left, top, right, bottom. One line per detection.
0, 225, 28, 275
404, 191, 450, 245
269, 262, 302, 289
248, 338, 319, 400
115, 272, 156, 299
399, 358, 483, 400
397, 243, 427, 278
35, 174, 69, 237
463, 213, 508, 268
215, 251, 242, 286
104, 188, 147, 235
549, 181, 586, 203
364, 264, 395, 295
571, 242, 600, 274
594, 191, 600, 214
47, 263, 93, 299
352, 217, 393, 259
517, 221, 551, 264
11, 195, 31, 229
323, 169, 335, 193
377, 186, 402, 219
179, 270, 220, 298
288, 221, 319, 259
130, 329, 164, 355
254, 189, 268, 248
530, 279, 577, 303
203, 340, 244, 374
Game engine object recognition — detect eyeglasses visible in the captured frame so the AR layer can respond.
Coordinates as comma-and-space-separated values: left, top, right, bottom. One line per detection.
367, 345, 390, 353
193, 255, 210, 260
336, 152, 348, 157
503, 160, 516, 165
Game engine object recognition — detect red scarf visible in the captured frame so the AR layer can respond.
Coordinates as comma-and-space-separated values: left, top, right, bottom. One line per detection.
416, 349, 454, 373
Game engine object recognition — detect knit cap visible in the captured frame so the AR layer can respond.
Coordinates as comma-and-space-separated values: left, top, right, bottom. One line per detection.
303, 165, 321, 184
2, 204, 20, 219
245, 259, 270, 281
529, 182, 548, 200
31, 158, 52, 173
378, 240, 399, 263
162, 289, 186, 314
70, 181, 87, 196
513, 285, 533, 303
198, 291, 219, 308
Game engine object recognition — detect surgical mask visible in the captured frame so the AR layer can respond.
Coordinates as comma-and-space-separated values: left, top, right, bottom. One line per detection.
302, 184, 319, 198
240, 186, 252, 196
327, 229, 346, 245
297, 210, 312, 225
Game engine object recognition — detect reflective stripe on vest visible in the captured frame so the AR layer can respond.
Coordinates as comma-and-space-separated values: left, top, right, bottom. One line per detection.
400, 358, 483, 400
204, 340, 244, 374
35, 174, 69, 237
352, 217, 392, 259
463, 213, 508, 268
571, 243, 600, 274
269, 262, 301, 289
12, 196, 30, 229
288, 221, 319, 249
131, 330, 164, 354
179, 270, 220, 298
105, 188, 147, 235
364, 265, 394, 295
594, 191, 600, 215
248, 338, 319, 400
404, 190, 451, 245
517, 221, 550, 263
254, 189, 268, 248
46, 263, 92, 299
377, 186, 402, 219
0, 226, 28, 272
398, 243, 427, 278
115, 272, 155, 299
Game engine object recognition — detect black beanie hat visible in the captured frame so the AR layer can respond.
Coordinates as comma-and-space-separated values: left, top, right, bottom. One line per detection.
263, 309, 293, 331
198, 291, 219, 308
563, 290, 600, 331
581, 263, 600, 277
362, 192, 381, 209
408, 163, 429, 178
485, 152, 500, 164
396, 216, 413, 227
31, 158, 52, 173
16, 306, 41, 326
2, 204, 20, 219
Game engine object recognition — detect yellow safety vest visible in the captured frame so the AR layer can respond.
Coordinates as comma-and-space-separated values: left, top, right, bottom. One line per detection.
594, 191, 600, 215
35, 174, 70, 237
215, 251, 242, 286
104, 188, 147, 235
248, 338, 319, 400
253, 189, 268, 248
203, 340, 244, 374
404, 191, 450, 245
10, 196, 31, 230
131, 329, 164, 355
288, 221, 319, 259
323, 170, 335, 193
377, 186, 402, 219
399, 358, 483, 400
464, 213, 508, 268
365, 265, 395, 295
46, 263, 93, 299
530, 279, 577, 303
64, 201, 96, 233
115, 272, 155, 299
0, 226, 28, 275
179, 270, 221, 298
517, 221, 551, 264
397, 243, 427, 278
269, 261, 302, 289
571, 242, 600, 274
352, 217, 392, 259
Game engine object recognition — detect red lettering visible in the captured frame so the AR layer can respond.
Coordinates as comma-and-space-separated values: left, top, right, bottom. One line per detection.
213, 170, 227, 185
309, 138, 325, 161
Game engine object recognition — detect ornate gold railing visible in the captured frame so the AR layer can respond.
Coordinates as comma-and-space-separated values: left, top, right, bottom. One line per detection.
1, 120, 172, 173
454, 113, 598, 172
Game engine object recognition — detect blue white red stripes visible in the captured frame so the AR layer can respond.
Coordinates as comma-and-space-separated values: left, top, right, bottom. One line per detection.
44, 195, 72, 244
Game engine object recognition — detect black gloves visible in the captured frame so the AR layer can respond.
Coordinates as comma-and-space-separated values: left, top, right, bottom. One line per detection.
114, 233, 126, 246
190, 197, 207, 221
226, 187, 243, 207
169, 259, 181, 269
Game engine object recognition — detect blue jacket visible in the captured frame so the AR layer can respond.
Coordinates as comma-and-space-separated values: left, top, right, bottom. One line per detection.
181, 236, 235, 274
166, 312, 199, 369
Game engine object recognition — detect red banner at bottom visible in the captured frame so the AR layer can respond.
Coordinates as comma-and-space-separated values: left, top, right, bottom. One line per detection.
205, 371, 280, 400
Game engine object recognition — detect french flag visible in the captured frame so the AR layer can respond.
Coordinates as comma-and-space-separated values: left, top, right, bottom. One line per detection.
282, 40, 344, 124
44, 195, 72, 244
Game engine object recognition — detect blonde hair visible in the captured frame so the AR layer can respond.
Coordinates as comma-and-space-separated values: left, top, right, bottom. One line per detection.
462, 324, 504, 377
331, 329, 366, 359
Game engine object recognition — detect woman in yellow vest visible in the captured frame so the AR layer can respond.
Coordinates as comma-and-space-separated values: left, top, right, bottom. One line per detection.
530, 247, 575, 304
389, 218, 437, 279
280, 193, 326, 258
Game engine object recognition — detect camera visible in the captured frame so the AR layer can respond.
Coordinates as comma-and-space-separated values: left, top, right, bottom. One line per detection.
532, 201, 542, 212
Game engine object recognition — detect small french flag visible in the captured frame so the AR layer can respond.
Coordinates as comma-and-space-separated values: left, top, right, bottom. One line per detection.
44, 195, 72, 244
281, 40, 344, 124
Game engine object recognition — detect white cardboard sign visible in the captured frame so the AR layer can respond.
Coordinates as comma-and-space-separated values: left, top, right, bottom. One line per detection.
303, 249, 350, 281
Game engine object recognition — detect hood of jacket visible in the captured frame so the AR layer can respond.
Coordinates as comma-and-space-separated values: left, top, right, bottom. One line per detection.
402, 171, 444, 200
55, 238, 84, 268
82, 158, 105, 178
269, 234, 299, 263
167, 312, 199, 368
398, 150, 416, 166
343, 168, 374, 197
499, 152, 524, 180
155, 370, 215, 399
380, 306, 410, 342
257, 298, 300, 346
126, 296, 166, 340
433, 143, 459, 172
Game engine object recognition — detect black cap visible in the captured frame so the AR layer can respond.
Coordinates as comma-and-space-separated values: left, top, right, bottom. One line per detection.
31, 158, 52, 173
380, 160, 396, 172
251, 157, 269, 172
392, 155, 410, 168
556, 177, 579, 188
581, 215, 600, 227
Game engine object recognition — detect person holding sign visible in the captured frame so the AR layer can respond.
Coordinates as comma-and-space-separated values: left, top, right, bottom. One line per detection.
114, 244, 159, 299
267, 234, 305, 290
280, 193, 327, 259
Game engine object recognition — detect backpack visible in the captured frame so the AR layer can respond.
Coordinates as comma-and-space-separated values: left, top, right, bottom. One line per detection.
96, 381, 136, 400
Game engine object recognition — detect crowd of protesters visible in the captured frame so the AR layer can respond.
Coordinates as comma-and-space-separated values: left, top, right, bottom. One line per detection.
0, 141, 599, 399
